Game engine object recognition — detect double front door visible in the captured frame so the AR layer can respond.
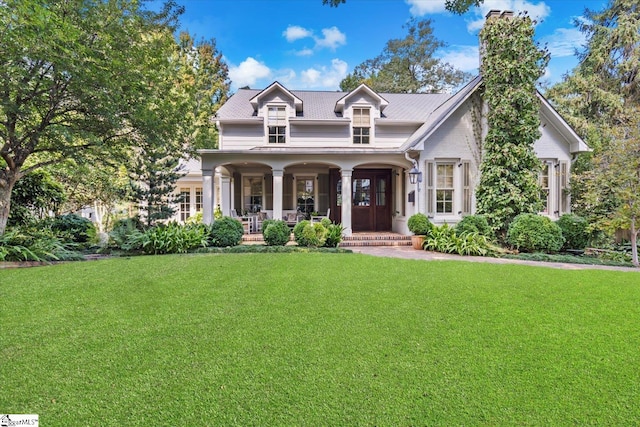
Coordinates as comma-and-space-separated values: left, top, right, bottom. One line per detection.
330, 169, 392, 232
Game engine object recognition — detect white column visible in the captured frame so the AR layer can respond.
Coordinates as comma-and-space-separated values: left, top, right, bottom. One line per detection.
341, 169, 353, 236
202, 170, 213, 224
272, 169, 283, 221
221, 176, 231, 216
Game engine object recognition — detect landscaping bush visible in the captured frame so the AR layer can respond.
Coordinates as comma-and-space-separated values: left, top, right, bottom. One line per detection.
128, 222, 209, 255
0, 227, 82, 262
108, 217, 145, 251
47, 213, 97, 244
210, 216, 244, 247
423, 224, 493, 256
407, 213, 432, 236
506, 213, 564, 253
262, 220, 291, 246
556, 214, 589, 250
455, 215, 493, 239
324, 222, 345, 248
293, 220, 311, 245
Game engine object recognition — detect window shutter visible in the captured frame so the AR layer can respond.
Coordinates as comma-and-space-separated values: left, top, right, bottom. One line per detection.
426, 161, 434, 217
462, 161, 471, 215
559, 161, 569, 214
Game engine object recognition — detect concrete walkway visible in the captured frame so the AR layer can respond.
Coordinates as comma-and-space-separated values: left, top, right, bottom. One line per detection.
349, 245, 639, 272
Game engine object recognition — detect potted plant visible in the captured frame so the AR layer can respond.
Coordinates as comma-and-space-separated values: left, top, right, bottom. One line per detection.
407, 213, 432, 250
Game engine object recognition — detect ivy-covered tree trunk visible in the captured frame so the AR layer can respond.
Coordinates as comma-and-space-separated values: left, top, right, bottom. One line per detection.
476, 12, 549, 236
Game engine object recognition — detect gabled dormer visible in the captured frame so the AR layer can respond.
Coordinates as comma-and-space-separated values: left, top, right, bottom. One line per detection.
250, 82, 303, 144
335, 84, 389, 145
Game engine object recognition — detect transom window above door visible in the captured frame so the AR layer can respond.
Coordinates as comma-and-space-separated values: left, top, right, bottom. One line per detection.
267, 106, 286, 143
352, 108, 370, 144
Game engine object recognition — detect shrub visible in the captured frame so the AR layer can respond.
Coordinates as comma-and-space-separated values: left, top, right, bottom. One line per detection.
47, 213, 97, 244
506, 214, 564, 253
129, 222, 209, 255
556, 214, 589, 250
262, 220, 291, 246
324, 223, 345, 248
108, 217, 145, 251
210, 216, 244, 247
455, 215, 493, 239
0, 227, 82, 262
423, 224, 494, 256
407, 213, 432, 235
293, 220, 311, 245
301, 223, 328, 247
185, 211, 203, 225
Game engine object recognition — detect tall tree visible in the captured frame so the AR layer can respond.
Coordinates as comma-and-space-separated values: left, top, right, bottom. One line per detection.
546, 0, 640, 234
177, 32, 230, 151
127, 31, 230, 226
475, 12, 549, 235
339, 18, 469, 93
578, 112, 640, 266
0, 0, 184, 235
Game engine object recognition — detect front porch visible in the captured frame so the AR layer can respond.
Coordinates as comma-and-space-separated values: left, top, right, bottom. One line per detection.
200, 150, 418, 236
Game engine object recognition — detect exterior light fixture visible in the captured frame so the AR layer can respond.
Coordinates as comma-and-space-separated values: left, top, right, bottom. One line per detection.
408, 165, 422, 185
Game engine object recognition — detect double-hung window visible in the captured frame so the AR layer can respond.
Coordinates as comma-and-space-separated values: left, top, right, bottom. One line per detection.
353, 108, 370, 144
179, 188, 191, 222
539, 163, 551, 214
267, 106, 286, 143
436, 164, 454, 214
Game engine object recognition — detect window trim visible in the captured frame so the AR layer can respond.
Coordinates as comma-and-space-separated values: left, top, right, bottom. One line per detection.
266, 105, 287, 144
435, 163, 455, 215
352, 107, 371, 144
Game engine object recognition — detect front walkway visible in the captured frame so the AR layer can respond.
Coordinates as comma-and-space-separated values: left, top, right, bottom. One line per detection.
349, 245, 639, 272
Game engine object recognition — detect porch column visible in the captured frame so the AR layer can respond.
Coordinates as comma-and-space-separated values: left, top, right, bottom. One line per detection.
341, 169, 353, 236
202, 169, 213, 225
221, 176, 231, 216
272, 169, 284, 221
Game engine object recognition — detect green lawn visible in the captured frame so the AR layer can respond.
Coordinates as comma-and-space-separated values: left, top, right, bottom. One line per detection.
1, 253, 639, 425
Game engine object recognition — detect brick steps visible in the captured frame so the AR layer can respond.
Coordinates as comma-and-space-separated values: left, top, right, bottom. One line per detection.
242, 232, 411, 247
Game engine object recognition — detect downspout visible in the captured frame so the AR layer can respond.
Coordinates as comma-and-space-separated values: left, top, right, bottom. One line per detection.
405, 151, 421, 214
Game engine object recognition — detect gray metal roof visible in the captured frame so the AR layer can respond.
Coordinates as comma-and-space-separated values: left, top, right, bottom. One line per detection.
216, 87, 452, 122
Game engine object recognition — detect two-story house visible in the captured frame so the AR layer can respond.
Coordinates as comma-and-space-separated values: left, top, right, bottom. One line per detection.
197, 73, 589, 236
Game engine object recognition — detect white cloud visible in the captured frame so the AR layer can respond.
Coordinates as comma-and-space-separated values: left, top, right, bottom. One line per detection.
540, 26, 586, 58
314, 27, 347, 50
229, 57, 271, 88
405, 0, 448, 16
283, 25, 313, 42
295, 48, 314, 57
466, 0, 551, 32
274, 69, 297, 86
301, 59, 349, 89
439, 45, 480, 73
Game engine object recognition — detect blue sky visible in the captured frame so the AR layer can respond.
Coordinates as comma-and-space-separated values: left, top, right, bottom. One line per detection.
167, 0, 607, 92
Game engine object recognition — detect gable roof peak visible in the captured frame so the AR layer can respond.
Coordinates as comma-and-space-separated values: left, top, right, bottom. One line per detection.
249, 81, 303, 112
335, 83, 389, 113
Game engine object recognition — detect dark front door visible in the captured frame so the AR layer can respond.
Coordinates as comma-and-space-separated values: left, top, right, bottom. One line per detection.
331, 169, 392, 232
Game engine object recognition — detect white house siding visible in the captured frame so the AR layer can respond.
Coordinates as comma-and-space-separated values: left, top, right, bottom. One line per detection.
344, 93, 381, 118
535, 116, 572, 161
220, 123, 263, 149
375, 125, 422, 148
289, 124, 350, 146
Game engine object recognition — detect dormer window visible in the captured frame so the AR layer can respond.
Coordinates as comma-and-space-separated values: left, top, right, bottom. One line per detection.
353, 108, 370, 144
267, 106, 286, 143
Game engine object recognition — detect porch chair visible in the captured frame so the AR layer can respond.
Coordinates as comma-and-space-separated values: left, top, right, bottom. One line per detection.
310, 208, 330, 224
231, 209, 253, 234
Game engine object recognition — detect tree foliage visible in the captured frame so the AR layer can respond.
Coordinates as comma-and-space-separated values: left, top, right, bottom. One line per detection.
8, 170, 65, 227
578, 113, 640, 266
475, 13, 549, 235
0, 0, 184, 235
339, 18, 469, 93
546, 0, 640, 251
323, 0, 484, 15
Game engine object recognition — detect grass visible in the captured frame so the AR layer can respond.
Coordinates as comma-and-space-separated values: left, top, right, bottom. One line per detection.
1, 253, 639, 425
